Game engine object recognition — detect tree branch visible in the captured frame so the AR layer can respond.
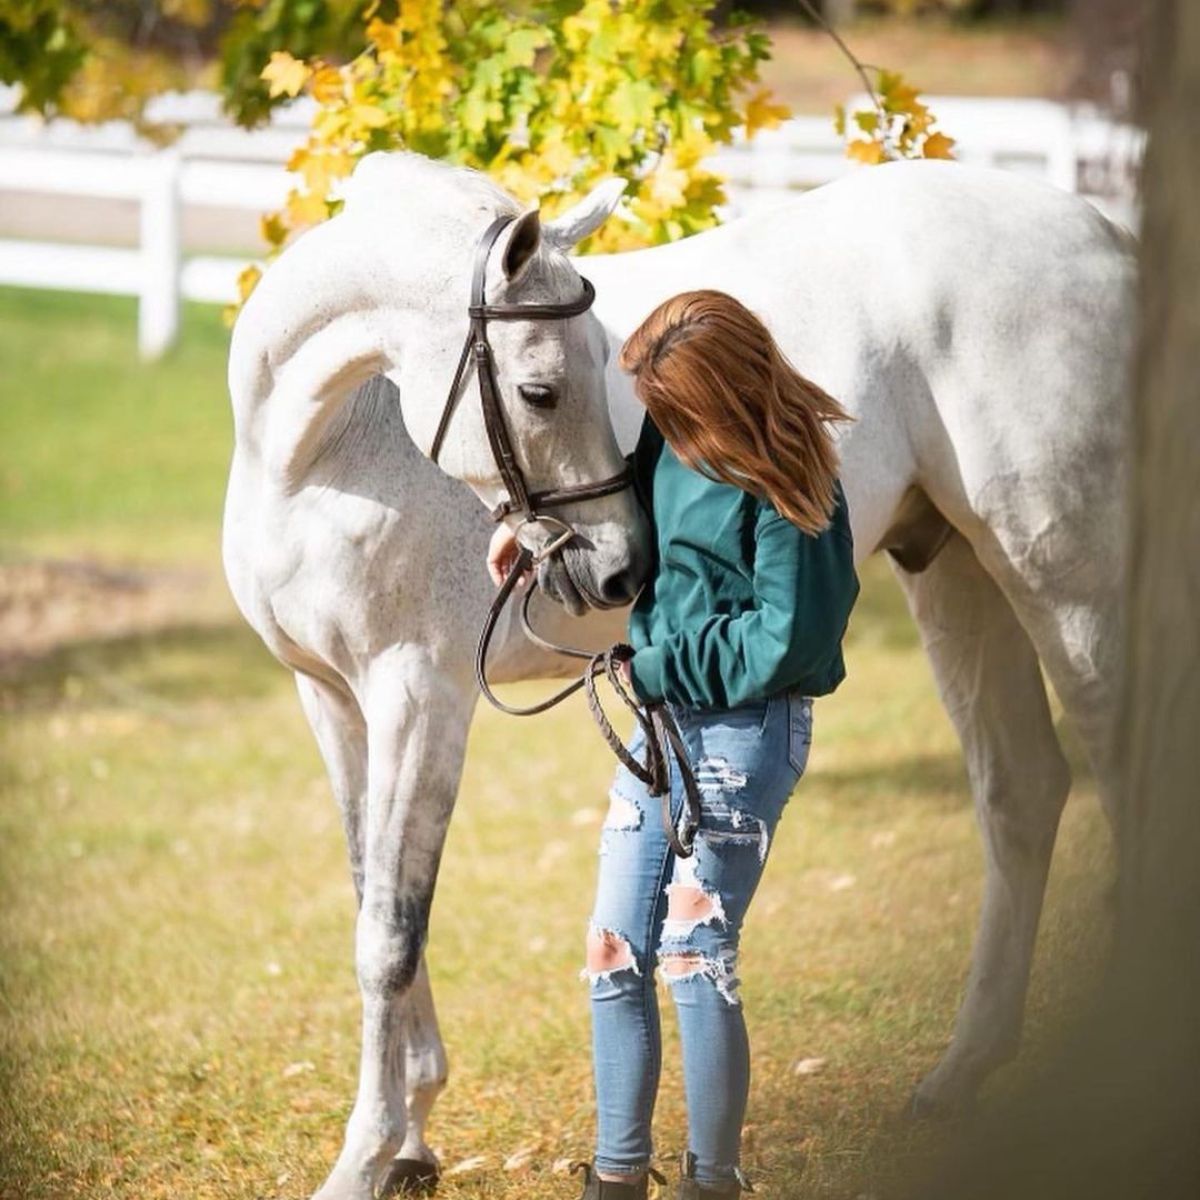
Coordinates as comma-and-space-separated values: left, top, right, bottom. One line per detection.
792, 0, 891, 155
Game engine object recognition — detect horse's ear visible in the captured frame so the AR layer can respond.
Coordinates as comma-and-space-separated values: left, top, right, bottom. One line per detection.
542, 178, 628, 251
501, 207, 542, 281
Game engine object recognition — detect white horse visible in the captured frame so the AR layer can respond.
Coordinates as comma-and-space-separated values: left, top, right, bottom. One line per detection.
223, 151, 1133, 1200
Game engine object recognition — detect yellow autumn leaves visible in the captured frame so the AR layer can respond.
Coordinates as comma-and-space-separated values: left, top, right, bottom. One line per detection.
835, 69, 956, 164
249, 0, 790, 277
260, 50, 309, 100
237, 2, 954, 321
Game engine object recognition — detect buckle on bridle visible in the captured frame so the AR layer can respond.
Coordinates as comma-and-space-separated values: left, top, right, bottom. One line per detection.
518, 514, 576, 564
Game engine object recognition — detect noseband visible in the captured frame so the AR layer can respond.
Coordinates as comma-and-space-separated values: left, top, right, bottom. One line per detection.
432, 212, 702, 857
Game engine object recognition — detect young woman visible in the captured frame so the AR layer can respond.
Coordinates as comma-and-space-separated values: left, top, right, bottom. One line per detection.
488, 289, 859, 1199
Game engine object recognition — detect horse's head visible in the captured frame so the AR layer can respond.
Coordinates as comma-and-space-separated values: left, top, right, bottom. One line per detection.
372, 165, 650, 615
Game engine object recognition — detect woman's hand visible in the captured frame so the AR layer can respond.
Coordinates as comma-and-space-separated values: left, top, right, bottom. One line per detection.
618, 657, 637, 697
487, 523, 532, 589
612, 650, 638, 699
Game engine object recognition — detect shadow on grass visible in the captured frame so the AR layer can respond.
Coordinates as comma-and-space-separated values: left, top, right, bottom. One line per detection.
1, 619, 288, 714
818, 719, 1095, 814
817, 752, 970, 812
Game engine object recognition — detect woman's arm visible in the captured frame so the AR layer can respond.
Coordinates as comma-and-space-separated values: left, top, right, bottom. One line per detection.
628, 502, 858, 709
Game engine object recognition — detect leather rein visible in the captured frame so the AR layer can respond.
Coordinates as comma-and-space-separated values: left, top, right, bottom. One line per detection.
429, 213, 701, 857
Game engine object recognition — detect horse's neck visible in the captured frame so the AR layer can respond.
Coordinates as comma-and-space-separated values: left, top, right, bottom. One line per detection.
230, 214, 433, 485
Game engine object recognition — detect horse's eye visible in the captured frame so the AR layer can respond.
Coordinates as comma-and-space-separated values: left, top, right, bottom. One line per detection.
518, 383, 558, 409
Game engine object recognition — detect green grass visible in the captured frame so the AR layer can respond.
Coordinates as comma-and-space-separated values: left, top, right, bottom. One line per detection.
0, 288, 234, 566
0, 291, 1113, 1200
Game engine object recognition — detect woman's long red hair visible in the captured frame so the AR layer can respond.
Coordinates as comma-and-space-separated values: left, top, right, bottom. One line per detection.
619, 289, 852, 535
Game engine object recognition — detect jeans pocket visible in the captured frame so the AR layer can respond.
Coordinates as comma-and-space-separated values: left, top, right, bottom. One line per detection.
726, 694, 776, 738
786, 692, 814, 777
670, 695, 774, 739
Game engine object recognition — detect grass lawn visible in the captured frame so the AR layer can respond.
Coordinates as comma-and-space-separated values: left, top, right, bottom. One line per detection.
0, 289, 235, 567
0, 289, 1112, 1199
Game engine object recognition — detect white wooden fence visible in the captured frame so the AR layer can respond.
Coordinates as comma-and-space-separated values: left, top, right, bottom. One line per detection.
0, 88, 1141, 359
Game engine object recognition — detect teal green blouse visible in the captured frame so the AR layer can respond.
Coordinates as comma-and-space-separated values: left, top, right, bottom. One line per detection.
627, 415, 859, 710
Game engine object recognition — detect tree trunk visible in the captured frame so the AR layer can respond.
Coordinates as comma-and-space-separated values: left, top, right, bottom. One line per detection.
1117, 0, 1200, 943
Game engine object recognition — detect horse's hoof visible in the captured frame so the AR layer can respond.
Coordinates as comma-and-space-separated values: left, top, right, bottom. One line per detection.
905, 1084, 976, 1123
378, 1157, 440, 1197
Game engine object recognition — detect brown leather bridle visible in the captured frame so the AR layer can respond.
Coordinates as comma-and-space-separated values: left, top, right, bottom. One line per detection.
429, 213, 632, 545
431, 212, 701, 857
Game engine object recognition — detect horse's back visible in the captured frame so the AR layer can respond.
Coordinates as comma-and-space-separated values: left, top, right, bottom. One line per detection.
728, 162, 1134, 554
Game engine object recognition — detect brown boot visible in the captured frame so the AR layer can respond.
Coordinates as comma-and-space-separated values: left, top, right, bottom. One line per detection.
570, 1161, 667, 1199
672, 1151, 753, 1198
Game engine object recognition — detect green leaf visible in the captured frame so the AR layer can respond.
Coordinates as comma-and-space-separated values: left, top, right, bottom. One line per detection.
592, 123, 626, 159
609, 77, 659, 134
502, 27, 547, 69
588, 24, 618, 61
746, 31, 771, 61
689, 48, 714, 86
461, 88, 493, 135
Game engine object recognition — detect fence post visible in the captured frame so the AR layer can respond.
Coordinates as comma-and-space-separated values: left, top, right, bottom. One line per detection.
139, 149, 182, 360
1047, 106, 1079, 193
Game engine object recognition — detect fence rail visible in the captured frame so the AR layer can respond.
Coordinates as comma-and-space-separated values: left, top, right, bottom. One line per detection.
0, 89, 1141, 359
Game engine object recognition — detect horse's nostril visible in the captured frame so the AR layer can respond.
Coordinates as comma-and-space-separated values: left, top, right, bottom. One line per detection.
599, 568, 637, 606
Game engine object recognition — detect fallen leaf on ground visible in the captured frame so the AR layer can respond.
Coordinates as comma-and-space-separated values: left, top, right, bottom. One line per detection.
446, 1155, 489, 1176
504, 1145, 537, 1171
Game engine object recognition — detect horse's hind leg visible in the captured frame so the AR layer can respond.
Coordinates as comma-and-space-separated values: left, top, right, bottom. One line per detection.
891, 531, 1072, 1115
976, 535, 1124, 834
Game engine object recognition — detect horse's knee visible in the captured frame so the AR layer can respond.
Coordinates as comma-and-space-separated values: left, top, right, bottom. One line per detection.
975, 742, 1071, 854
356, 895, 427, 997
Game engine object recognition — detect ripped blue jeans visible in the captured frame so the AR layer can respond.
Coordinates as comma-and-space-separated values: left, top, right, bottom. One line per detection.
584, 689, 813, 1189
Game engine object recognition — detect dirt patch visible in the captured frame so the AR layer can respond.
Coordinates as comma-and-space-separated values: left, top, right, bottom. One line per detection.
0, 558, 229, 678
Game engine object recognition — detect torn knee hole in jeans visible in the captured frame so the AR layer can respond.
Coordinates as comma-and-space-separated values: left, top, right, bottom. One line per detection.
658, 948, 742, 1006
581, 924, 641, 984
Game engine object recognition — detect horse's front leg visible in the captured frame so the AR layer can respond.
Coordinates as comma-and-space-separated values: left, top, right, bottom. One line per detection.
312, 646, 473, 1200
362, 952, 449, 1197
